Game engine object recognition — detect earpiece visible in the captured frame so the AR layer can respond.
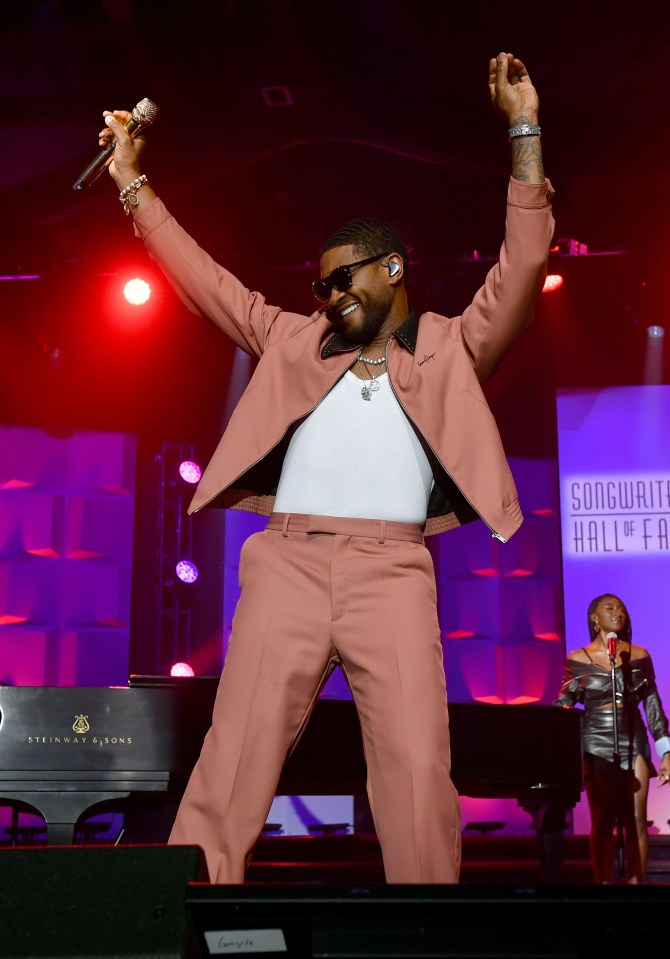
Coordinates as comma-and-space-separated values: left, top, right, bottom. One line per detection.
387, 260, 400, 277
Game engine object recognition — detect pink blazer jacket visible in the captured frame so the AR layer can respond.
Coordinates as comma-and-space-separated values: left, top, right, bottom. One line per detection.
134, 177, 554, 539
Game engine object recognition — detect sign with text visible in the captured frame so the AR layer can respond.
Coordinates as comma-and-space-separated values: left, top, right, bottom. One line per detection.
558, 385, 670, 641
565, 473, 670, 555
557, 385, 670, 832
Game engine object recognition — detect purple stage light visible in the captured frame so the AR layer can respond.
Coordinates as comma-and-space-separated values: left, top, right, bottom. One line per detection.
179, 460, 202, 484
0, 274, 42, 281
176, 560, 199, 583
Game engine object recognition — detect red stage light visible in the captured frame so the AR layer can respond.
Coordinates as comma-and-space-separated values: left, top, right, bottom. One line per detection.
542, 274, 564, 293
170, 662, 195, 677
123, 277, 151, 305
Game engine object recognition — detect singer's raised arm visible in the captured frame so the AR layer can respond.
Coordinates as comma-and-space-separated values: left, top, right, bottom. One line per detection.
100, 111, 316, 357
138, 198, 320, 358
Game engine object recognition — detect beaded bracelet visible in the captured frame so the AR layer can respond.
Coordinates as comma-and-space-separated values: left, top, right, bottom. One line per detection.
119, 174, 148, 215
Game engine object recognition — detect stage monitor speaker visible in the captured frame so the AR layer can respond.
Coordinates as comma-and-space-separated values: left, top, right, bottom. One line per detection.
185, 882, 665, 957
0, 844, 206, 958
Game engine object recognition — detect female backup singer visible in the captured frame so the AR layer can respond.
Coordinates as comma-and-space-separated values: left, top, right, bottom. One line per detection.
554, 593, 670, 883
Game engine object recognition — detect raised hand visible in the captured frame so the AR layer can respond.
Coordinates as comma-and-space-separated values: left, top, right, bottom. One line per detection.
488, 53, 539, 126
97, 109, 145, 189
489, 53, 544, 184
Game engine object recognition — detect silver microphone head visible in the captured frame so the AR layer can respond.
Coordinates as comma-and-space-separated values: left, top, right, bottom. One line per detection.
131, 98, 159, 128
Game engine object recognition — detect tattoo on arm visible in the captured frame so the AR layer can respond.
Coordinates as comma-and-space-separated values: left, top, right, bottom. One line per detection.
511, 137, 545, 182
509, 114, 545, 183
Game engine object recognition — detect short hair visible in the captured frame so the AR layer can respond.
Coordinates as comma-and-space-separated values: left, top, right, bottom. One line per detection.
320, 217, 410, 279
586, 593, 632, 644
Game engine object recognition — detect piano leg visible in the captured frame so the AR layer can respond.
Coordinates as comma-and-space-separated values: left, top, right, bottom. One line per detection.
519, 798, 570, 883
45, 821, 77, 845
4, 792, 131, 847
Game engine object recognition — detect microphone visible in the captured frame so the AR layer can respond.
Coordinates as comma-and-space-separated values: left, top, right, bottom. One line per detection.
72, 98, 159, 191
606, 631, 618, 662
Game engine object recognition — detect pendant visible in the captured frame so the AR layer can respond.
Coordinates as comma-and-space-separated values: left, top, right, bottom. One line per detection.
361, 384, 372, 401
369, 380, 381, 392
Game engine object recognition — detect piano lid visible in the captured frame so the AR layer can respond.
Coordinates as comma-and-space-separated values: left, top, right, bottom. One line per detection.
0, 684, 215, 774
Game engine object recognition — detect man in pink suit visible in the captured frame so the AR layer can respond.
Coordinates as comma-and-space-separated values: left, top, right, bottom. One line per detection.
100, 52, 553, 883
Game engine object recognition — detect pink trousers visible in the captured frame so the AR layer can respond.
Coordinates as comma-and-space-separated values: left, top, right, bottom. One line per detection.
168, 512, 461, 883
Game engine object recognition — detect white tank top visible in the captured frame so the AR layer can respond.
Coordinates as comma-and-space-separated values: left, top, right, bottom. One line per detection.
273, 371, 434, 524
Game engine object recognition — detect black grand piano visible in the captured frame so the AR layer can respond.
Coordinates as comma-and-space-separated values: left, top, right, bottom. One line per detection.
0, 679, 582, 880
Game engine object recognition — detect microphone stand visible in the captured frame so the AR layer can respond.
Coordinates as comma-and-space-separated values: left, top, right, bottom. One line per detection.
609, 644, 626, 884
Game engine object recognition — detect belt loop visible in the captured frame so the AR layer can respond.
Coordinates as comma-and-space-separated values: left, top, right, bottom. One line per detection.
282, 513, 291, 537
378, 520, 386, 545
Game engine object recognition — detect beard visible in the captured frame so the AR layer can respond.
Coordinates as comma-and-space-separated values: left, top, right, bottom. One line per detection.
327, 288, 394, 346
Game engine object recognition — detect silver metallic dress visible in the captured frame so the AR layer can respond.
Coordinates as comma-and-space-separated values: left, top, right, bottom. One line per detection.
554, 653, 669, 775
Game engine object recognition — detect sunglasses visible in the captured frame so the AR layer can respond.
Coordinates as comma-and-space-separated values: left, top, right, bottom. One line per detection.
312, 252, 391, 302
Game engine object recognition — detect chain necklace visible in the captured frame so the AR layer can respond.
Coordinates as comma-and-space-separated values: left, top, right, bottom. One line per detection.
357, 350, 387, 401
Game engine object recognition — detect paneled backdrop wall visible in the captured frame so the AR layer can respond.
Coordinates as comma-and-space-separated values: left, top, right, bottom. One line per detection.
0, 425, 136, 687
432, 456, 565, 707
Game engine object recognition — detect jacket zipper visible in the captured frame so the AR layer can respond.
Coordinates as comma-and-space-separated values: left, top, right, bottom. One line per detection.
385, 357, 507, 542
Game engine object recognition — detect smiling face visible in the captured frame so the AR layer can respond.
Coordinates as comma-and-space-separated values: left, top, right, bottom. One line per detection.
591, 595, 627, 636
319, 244, 396, 346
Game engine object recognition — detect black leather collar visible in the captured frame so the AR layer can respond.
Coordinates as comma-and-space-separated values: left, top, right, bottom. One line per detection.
393, 308, 418, 353
320, 308, 418, 359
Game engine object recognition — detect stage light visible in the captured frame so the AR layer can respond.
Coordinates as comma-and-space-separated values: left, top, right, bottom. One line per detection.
644, 325, 665, 385
0, 274, 41, 281
542, 274, 564, 293
552, 237, 588, 256
176, 560, 199, 583
170, 662, 195, 677
179, 460, 202, 484
123, 277, 151, 305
